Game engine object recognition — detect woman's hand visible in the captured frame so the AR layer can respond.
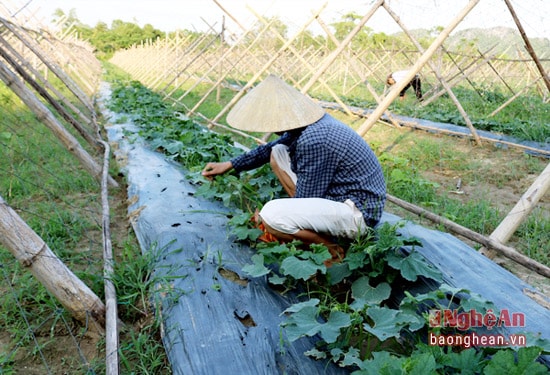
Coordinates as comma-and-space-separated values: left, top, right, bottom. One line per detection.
201, 161, 233, 180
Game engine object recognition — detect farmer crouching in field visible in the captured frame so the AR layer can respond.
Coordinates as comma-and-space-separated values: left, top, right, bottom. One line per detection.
386, 70, 423, 101
202, 74, 386, 265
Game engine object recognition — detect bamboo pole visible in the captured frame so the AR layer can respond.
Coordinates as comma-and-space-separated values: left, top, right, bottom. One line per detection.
420, 49, 496, 106
517, 50, 547, 97
301, 0, 384, 93
0, 43, 100, 151
478, 48, 515, 95
503, 0, 550, 94
0, 194, 106, 331
0, 17, 94, 112
314, 15, 400, 126
386, 194, 550, 279
0, 60, 118, 187
185, 19, 276, 117
247, 6, 355, 117
357, 0, 481, 137
481, 162, 550, 258
489, 76, 543, 117
0, 33, 94, 132
99, 140, 120, 375
443, 46, 485, 99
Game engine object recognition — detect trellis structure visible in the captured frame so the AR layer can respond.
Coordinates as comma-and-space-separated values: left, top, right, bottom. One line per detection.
110, 1, 549, 149
0, 4, 120, 373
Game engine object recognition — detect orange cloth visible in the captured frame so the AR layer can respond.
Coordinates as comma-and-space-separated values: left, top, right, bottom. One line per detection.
251, 209, 279, 243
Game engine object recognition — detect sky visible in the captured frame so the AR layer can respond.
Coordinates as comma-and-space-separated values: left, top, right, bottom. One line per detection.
8, 0, 550, 39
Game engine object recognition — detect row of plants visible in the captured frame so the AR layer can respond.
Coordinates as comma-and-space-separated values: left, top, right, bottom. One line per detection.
106, 77, 550, 373
322, 84, 550, 144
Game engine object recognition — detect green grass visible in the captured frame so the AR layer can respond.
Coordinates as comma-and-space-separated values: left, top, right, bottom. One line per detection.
0, 79, 167, 373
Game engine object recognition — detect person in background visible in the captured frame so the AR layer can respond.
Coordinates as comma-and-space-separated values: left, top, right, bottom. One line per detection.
386, 70, 423, 101
202, 75, 386, 265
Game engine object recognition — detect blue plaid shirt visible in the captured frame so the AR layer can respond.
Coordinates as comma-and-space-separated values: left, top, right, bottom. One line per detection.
231, 113, 386, 225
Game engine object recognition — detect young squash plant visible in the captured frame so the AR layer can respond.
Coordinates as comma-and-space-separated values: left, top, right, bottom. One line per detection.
106, 79, 550, 374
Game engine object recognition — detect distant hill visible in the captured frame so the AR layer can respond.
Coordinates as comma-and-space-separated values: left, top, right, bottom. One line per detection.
447, 27, 550, 58
394, 27, 550, 59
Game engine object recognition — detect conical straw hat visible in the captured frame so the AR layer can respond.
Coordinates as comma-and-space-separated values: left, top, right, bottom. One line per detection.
226, 74, 325, 132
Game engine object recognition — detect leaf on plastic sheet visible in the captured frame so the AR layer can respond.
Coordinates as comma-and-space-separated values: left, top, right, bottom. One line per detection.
523, 333, 550, 352
164, 140, 183, 154
338, 347, 362, 368
267, 273, 286, 285
397, 302, 426, 332
483, 347, 548, 375
242, 254, 270, 278
446, 348, 484, 374
355, 351, 404, 375
304, 244, 332, 265
344, 249, 368, 271
364, 306, 421, 341
230, 224, 262, 241
386, 251, 442, 282
281, 299, 350, 343
280, 255, 324, 280
318, 310, 351, 343
364, 307, 404, 341
304, 348, 326, 359
457, 289, 497, 314
282, 298, 320, 314
282, 306, 321, 342
350, 276, 391, 311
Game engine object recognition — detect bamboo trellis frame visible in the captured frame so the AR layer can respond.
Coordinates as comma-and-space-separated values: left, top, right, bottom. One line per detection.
1, 9, 121, 374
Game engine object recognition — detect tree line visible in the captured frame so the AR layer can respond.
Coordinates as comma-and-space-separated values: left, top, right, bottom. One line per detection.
52, 9, 449, 59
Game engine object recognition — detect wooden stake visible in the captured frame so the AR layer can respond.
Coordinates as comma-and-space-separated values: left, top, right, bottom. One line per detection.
314, 15, 401, 127
212, 3, 328, 124
386, 194, 550, 279
99, 140, 120, 375
489, 76, 543, 117
0, 43, 100, 151
0, 18, 94, 112
503, 0, 550, 94
482, 162, 550, 258
0, 194, 106, 331
0, 33, 93, 130
0, 60, 118, 187
247, 5, 355, 117
381, 1, 483, 145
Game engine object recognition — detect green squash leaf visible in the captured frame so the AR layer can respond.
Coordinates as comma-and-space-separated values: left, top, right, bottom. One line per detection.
387, 251, 442, 282
483, 347, 548, 375
280, 255, 324, 281
242, 254, 270, 277
350, 276, 391, 311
